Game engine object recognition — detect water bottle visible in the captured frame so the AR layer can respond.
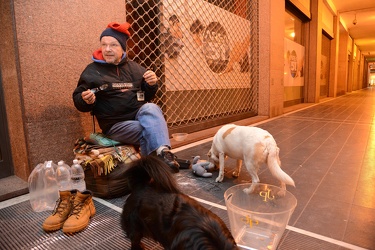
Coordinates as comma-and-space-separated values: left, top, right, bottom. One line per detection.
29, 163, 46, 212
56, 161, 72, 191
28, 161, 59, 212
70, 159, 86, 192
42, 161, 60, 210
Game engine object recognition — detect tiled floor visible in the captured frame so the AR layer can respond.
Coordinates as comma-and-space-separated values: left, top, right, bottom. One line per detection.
0, 88, 374, 249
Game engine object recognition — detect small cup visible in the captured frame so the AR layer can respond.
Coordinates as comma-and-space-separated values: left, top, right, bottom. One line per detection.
137, 91, 145, 101
172, 133, 188, 141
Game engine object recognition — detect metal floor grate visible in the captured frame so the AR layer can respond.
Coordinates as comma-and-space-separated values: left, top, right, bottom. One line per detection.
0, 199, 163, 250
278, 230, 351, 250
0, 198, 354, 250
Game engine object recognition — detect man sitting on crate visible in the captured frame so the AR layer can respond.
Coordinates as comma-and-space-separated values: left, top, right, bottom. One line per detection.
72, 21, 179, 172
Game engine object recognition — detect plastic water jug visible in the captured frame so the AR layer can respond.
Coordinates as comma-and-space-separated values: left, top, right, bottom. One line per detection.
70, 159, 86, 192
56, 161, 71, 191
28, 161, 59, 212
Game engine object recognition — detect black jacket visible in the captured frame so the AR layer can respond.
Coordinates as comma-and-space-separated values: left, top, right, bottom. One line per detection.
73, 56, 158, 133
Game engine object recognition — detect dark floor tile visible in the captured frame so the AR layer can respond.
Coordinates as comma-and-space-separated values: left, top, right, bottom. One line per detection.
278, 230, 344, 250
292, 159, 332, 184
343, 205, 375, 250
286, 192, 310, 226
329, 161, 362, 178
352, 180, 375, 209
174, 141, 212, 159
261, 119, 312, 138
283, 144, 319, 163
294, 195, 351, 241
332, 149, 366, 166
311, 145, 342, 165
315, 175, 357, 204
357, 161, 375, 183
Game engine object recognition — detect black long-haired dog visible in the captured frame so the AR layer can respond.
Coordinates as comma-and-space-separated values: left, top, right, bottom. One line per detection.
121, 155, 238, 250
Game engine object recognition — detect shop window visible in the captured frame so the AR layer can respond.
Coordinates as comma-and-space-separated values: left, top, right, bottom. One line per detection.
320, 34, 331, 97
284, 10, 303, 44
284, 10, 305, 107
126, 0, 257, 133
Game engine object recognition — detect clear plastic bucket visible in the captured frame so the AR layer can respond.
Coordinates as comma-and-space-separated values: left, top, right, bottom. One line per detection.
224, 183, 297, 250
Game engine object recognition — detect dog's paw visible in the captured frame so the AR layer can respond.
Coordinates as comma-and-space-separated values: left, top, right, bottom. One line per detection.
232, 171, 239, 178
243, 187, 254, 194
277, 183, 287, 197
277, 189, 287, 197
215, 175, 224, 182
243, 183, 257, 194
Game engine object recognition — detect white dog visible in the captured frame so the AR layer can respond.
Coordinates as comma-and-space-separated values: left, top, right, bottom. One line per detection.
208, 124, 295, 193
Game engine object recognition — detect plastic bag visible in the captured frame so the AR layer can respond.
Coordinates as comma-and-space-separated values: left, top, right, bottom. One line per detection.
28, 161, 59, 212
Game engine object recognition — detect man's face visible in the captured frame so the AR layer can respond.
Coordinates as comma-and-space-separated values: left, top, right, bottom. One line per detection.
100, 36, 124, 65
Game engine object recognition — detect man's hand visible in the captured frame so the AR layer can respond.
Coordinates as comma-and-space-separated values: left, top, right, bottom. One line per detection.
82, 89, 96, 104
143, 70, 158, 86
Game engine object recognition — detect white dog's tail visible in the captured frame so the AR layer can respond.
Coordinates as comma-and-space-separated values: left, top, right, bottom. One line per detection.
267, 144, 295, 187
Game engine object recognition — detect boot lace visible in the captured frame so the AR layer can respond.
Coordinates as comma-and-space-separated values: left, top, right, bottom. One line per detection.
69, 201, 85, 218
52, 198, 70, 216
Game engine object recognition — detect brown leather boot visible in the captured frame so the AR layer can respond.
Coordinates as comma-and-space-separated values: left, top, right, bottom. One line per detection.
62, 190, 96, 234
42, 190, 76, 231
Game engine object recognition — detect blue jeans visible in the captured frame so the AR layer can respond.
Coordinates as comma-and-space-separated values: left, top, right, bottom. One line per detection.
105, 103, 170, 155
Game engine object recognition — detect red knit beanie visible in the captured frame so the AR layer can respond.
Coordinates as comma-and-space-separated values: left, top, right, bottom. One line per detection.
100, 22, 131, 51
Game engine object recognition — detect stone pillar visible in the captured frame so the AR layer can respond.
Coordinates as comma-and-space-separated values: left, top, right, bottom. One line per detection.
305, 0, 323, 103
259, 0, 285, 117
329, 15, 339, 97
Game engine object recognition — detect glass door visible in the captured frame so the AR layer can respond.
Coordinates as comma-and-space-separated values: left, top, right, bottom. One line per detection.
320, 34, 331, 97
0, 71, 13, 179
283, 10, 305, 107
